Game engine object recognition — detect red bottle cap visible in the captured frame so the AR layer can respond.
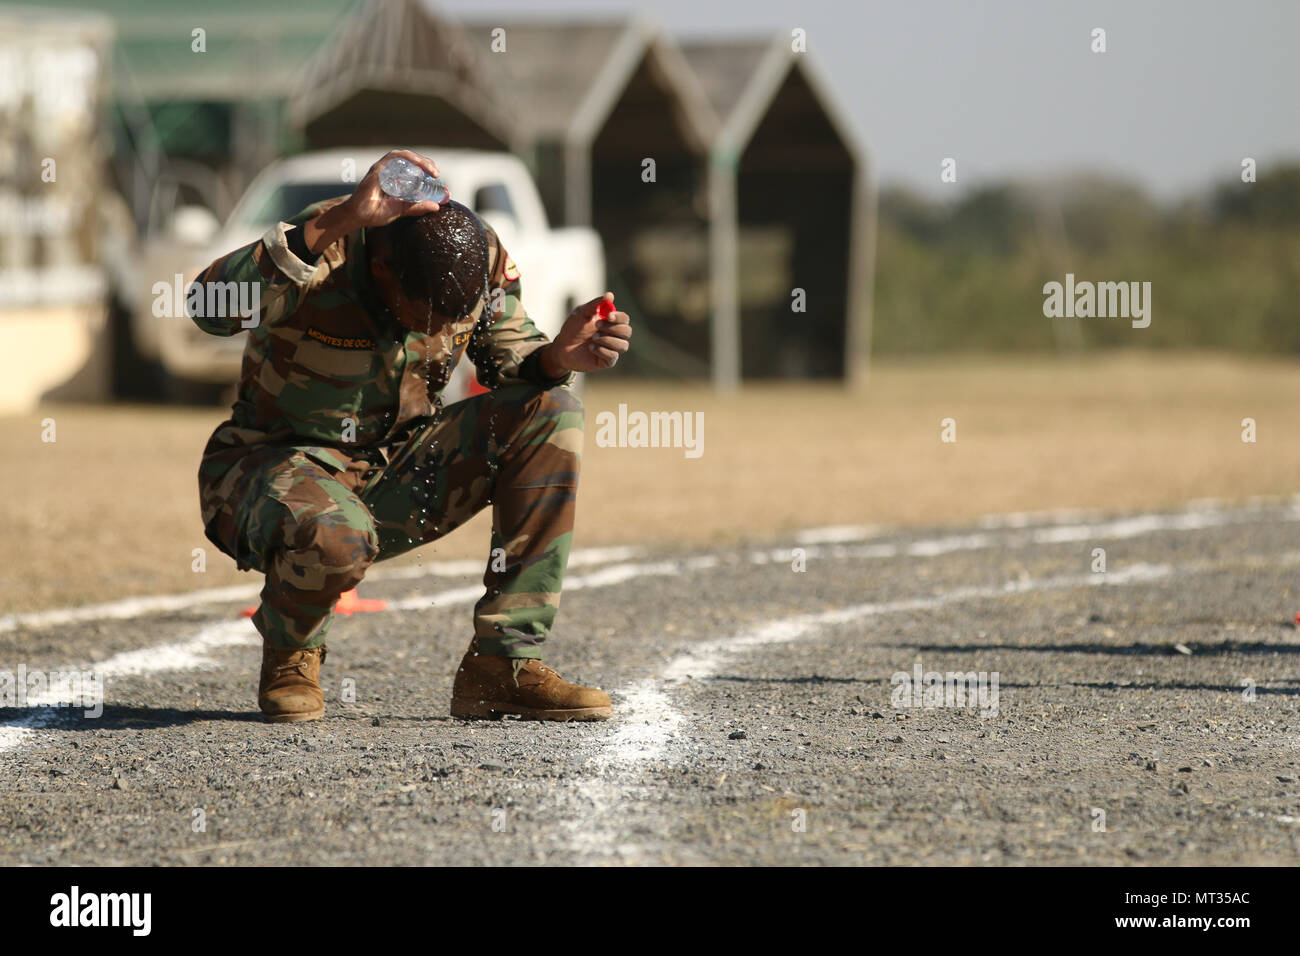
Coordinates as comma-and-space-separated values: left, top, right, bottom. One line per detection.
596, 300, 614, 320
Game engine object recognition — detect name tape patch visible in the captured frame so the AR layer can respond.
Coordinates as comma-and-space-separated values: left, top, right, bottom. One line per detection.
306, 326, 375, 350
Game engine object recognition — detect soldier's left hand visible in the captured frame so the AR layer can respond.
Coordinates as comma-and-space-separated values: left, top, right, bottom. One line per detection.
549, 293, 632, 373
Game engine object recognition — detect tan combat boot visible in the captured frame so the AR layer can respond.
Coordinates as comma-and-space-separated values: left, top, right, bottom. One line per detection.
258, 644, 327, 723
450, 645, 612, 721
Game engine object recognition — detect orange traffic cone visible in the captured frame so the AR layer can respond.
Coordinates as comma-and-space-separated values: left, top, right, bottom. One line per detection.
334, 589, 387, 615
240, 589, 387, 618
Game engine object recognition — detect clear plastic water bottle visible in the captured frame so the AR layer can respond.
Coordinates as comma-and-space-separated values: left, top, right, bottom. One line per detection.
378, 157, 449, 204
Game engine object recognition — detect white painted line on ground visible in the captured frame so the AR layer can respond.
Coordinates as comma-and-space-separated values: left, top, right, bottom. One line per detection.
4, 500, 1295, 761
750, 501, 1300, 566
562, 557, 1269, 858
0, 711, 56, 753
0, 545, 643, 635
970, 495, 1300, 531
0, 556, 722, 754
0, 618, 257, 753
90, 619, 258, 679
586, 563, 1174, 773
5, 500, 1293, 636
794, 524, 884, 545
373, 545, 643, 583
0, 583, 263, 637
383, 557, 721, 612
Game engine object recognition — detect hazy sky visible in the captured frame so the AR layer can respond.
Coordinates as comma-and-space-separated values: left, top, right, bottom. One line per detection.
442, 0, 1300, 200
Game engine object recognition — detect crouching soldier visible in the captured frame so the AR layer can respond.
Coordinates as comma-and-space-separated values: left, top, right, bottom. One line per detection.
187, 150, 632, 723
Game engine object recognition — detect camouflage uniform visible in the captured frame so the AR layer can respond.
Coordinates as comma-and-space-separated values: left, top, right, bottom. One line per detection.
191, 197, 580, 659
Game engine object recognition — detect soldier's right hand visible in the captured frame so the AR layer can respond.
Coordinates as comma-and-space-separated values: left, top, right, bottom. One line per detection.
342, 149, 443, 229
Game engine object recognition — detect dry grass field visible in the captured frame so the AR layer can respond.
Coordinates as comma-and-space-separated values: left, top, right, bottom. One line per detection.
2, 351, 1297, 613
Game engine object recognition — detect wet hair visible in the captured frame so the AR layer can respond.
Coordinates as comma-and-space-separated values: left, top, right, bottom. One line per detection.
370, 200, 490, 319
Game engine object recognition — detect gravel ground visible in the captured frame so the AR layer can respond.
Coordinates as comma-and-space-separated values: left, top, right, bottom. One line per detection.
1, 500, 1298, 866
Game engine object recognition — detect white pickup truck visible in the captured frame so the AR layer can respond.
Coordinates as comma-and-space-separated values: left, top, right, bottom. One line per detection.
135, 148, 604, 402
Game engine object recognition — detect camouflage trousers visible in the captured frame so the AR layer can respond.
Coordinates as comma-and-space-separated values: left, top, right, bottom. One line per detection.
199, 384, 583, 658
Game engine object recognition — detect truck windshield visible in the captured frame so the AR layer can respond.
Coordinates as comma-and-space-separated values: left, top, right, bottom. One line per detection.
238, 182, 357, 228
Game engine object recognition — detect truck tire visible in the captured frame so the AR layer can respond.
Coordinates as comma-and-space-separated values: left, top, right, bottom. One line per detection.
109, 293, 169, 401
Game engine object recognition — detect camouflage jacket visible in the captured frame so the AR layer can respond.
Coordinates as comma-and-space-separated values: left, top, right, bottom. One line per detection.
189, 196, 570, 478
